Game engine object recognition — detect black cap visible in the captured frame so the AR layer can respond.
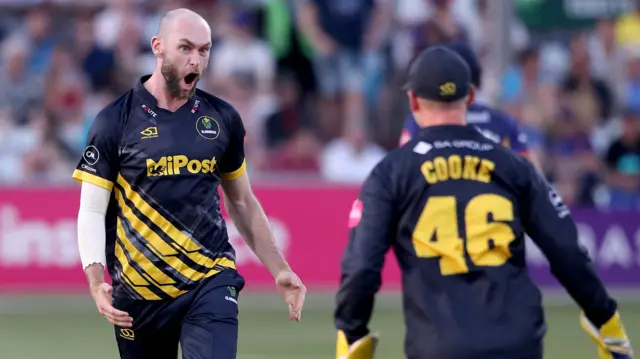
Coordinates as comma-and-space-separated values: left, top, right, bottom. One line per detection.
442, 42, 481, 88
403, 46, 471, 103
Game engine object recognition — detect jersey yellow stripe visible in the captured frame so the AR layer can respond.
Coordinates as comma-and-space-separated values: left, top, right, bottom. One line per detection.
115, 242, 151, 286
115, 188, 208, 282
221, 158, 247, 180
213, 257, 236, 270
116, 174, 230, 268
201, 257, 237, 279
115, 241, 162, 300
116, 218, 184, 298
120, 271, 162, 300
72, 169, 114, 191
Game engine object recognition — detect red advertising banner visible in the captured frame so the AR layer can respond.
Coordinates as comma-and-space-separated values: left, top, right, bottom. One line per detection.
0, 186, 402, 292
1, 186, 640, 293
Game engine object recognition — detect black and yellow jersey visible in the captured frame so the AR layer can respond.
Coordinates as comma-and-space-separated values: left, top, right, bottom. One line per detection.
336, 125, 617, 359
73, 75, 245, 300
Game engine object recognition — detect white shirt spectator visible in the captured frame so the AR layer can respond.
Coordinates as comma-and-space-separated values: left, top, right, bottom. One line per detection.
320, 135, 386, 184
211, 39, 275, 92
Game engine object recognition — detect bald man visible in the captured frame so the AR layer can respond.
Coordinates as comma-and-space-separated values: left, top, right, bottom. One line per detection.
72, 8, 306, 359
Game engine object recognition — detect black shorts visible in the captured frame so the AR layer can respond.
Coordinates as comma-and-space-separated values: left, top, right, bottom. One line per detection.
113, 269, 245, 359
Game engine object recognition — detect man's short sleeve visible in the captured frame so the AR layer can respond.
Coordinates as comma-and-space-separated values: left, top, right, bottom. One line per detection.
219, 105, 247, 180
72, 107, 120, 191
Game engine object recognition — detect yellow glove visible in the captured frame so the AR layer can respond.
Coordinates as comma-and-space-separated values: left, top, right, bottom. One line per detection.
580, 311, 633, 359
336, 330, 379, 359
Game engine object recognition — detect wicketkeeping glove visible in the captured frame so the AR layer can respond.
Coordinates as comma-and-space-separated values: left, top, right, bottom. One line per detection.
336, 330, 379, 359
580, 311, 633, 359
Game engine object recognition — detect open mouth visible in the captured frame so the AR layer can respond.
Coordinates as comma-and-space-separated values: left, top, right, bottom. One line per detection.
184, 72, 199, 85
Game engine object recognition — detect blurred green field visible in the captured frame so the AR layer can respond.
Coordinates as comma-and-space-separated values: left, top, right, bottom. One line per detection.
0, 292, 638, 359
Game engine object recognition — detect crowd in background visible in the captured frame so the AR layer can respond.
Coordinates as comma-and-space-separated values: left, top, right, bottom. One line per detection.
0, 0, 639, 210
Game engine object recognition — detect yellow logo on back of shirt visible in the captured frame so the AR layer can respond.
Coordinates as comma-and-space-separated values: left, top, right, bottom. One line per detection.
146, 155, 217, 176
141, 127, 159, 140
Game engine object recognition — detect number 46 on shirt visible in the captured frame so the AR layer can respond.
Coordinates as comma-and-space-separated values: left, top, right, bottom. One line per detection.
412, 194, 516, 275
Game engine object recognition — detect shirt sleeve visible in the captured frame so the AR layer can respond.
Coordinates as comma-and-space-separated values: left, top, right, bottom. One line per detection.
72, 106, 121, 191
334, 161, 395, 344
219, 103, 247, 180
520, 160, 617, 327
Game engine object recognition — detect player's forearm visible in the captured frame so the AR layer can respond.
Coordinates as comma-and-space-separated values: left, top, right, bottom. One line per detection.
335, 271, 378, 343
84, 263, 106, 290
334, 240, 384, 343
549, 253, 617, 327
77, 182, 110, 290
225, 195, 291, 277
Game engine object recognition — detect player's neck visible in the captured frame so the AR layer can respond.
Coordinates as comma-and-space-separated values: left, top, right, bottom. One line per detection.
414, 112, 467, 128
144, 73, 189, 112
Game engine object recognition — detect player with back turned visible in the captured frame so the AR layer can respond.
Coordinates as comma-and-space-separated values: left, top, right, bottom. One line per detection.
334, 46, 633, 359
72, 8, 306, 359
399, 42, 541, 171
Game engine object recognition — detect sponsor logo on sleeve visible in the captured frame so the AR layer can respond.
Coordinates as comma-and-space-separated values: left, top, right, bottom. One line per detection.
83, 146, 99, 166
348, 199, 363, 229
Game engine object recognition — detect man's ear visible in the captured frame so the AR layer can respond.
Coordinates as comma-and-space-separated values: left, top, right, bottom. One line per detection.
466, 86, 475, 107
151, 36, 162, 57
407, 91, 420, 112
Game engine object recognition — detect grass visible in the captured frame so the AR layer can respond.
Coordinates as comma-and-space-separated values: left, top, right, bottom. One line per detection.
0, 292, 637, 358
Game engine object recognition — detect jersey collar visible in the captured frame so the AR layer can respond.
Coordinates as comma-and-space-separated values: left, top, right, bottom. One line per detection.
135, 75, 200, 115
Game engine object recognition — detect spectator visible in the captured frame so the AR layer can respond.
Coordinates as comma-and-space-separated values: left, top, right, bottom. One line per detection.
412, 0, 469, 54
588, 18, 627, 106
615, 0, 640, 48
474, 0, 529, 54
560, 35, 614, 131
261, 0, 316, 98
16, 109, 73, 184
0, 108, 29, 183
18, 5, 55, 76
624, 49, 640, 112
604, 109, 640, 210
93, 0, 142, 50
73, 15, 116, 92
320, 125, 385, 183
296, 0, 390, 140
43, 46, 89, 154
210, 9, 276, 97
547, 109, 600, 205
264, 73, 310, 149
0, 38, 45, 125
501, 47, 555, 161
271, 130, 322, 172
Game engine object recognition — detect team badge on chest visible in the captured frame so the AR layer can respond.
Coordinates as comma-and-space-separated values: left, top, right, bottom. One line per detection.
196, 116, 220, 140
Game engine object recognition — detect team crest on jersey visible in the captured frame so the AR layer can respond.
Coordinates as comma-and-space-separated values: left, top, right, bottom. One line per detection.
196, 116, 220, 140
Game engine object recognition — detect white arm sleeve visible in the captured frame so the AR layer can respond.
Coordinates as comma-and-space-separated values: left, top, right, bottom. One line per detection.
77, 181, 111, 270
